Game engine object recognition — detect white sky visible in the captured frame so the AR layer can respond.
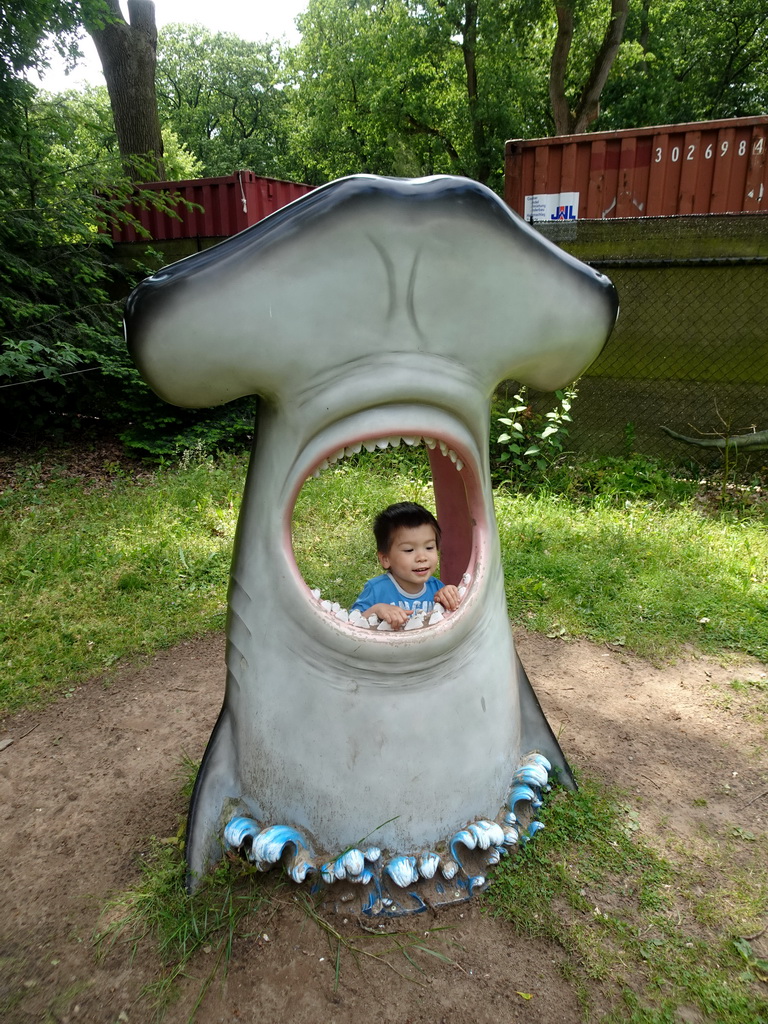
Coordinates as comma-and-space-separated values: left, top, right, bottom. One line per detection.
35, 0, 309, 92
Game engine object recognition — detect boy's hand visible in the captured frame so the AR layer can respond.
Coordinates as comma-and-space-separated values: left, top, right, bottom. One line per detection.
434, 585, 461, 611
365, 603, 412, 629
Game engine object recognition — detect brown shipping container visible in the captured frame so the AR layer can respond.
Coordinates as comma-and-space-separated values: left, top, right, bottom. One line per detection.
505, 116, 768, 221
111, 171, 315, 243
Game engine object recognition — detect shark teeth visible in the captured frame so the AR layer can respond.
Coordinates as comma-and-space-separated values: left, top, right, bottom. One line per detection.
307, 435, 464, 481
222, 752, 551, 905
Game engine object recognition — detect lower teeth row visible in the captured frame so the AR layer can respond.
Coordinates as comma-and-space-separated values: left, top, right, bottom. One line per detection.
310, 574, 471, 631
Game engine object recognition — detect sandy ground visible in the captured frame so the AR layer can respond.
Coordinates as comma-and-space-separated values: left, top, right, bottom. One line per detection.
2, 630, 767, 1024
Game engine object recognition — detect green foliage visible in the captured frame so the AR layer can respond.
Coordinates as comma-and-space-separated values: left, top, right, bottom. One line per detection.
493, 386, 577, 483
46, 84, 203, 180
0, 83, 223, 447
0, 0, 109, 86
543, 454, 699, 504
287, 0, 549, 189
156, 24, 293, 179
0, 93, 135, 436
599, 0, 768, 128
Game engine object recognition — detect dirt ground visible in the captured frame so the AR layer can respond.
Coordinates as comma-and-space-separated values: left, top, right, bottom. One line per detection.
2, 630, 767, 1024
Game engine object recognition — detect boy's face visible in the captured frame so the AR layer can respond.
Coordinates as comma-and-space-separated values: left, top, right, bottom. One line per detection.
377, 523, 439, 594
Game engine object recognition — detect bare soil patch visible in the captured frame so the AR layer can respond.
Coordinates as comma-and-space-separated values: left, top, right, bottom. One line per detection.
2, 631, 767, 1024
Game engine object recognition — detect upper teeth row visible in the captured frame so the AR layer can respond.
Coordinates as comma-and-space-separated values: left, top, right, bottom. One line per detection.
311, 436, 464, 477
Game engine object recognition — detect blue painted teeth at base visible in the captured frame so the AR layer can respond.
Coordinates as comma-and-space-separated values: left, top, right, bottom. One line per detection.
223, 816, 259, 850
418, 852, 441, 879
222, 750, 552, 909
441, 859, 459, 880
509, 782, 542, 810
223, 820, 314, 883
387, 856, 419, 888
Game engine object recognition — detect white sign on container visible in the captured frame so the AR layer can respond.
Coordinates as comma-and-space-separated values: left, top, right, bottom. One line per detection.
524, 192, 580, 222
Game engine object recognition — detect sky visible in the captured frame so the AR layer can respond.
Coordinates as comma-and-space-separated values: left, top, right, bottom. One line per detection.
35, 0, 309, 92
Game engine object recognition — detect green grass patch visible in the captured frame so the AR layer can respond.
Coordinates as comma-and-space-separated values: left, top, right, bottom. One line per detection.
95, 755, 461, 1020
496, 491, 768, 661
484, 777, 768, 1023
2, 448, 766, 714
0, 452, 247, 713
95, 831, 274, 1020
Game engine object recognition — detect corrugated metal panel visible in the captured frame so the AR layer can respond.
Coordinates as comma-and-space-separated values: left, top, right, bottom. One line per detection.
110, 172, 315, 242
505, 117, 768, 221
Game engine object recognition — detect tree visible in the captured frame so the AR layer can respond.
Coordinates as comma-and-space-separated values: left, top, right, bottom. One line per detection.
156, 25, 292, 178
289, 0, 549, 189
47, 83, 202, 178
0, 3, 253, 450
549, 0, 630, 134
0, 0, 103, 85
598, 0, 768, 129
85, 0, 165, 178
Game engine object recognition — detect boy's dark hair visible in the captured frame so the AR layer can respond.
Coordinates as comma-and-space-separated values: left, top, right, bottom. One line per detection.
373, 502, 441, 554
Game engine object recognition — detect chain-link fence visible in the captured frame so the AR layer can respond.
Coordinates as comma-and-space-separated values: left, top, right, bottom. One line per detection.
507, 254, 768, 473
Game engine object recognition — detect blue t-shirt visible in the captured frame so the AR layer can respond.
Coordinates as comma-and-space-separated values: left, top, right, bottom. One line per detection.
351, 572, 443, 615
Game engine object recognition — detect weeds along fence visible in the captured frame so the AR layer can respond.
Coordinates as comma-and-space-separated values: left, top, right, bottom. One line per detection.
503, 215, 768, 474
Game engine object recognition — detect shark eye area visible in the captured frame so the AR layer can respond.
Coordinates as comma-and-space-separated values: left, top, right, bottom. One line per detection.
290, 432, 475, 634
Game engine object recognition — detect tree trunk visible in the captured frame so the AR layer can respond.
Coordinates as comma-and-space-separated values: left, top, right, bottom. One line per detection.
461, 0, 491, 184
550, 0, 629, 135
87, 0, 164, 180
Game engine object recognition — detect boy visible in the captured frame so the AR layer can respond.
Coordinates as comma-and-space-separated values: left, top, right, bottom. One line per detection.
351, 502, 462, 629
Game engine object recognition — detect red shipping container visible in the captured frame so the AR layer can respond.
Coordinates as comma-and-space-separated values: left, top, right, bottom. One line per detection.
505, 116, 768, 221
110, 171, 315, 243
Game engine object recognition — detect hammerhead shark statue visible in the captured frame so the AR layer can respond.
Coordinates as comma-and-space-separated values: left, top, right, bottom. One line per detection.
125, 175, 618, 913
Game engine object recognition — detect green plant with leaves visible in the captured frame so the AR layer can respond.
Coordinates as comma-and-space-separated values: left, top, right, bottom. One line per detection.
0, 82, 250, 451
494, 385, 577, 482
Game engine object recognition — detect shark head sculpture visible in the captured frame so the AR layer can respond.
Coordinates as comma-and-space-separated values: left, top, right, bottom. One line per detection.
126, 175, 618, 913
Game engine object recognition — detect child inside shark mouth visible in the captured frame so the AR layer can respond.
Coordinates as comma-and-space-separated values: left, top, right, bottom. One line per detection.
352, 502, 461, 627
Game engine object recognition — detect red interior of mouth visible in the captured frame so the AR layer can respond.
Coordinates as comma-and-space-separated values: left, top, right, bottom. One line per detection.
428, 447, 473, 587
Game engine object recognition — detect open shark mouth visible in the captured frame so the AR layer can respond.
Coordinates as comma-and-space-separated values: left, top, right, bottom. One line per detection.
292, 422, 480, 634
123, 172, 618, 911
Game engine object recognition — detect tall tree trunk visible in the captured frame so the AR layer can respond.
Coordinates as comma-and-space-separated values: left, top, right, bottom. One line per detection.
461, 0, 491, 184
549, 0, 629, 135
87, 0, 164, 180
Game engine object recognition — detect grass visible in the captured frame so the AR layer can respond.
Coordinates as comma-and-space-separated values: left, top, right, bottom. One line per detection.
94, 758, 460, 1022
98, 764, 768, 1023
484, 775, 768, 1023
94, 832, 274, 1020
3, 444, 758, 1020
495, 490, 768, 662
1, 446, 766, 714
0, 451, 246, 713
